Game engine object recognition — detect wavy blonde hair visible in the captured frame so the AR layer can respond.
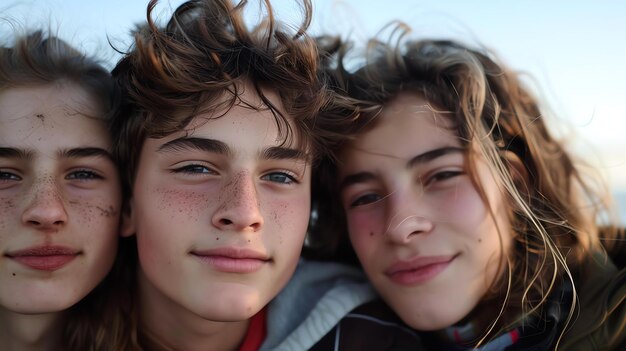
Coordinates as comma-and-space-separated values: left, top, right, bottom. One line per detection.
309, 24, 617, 348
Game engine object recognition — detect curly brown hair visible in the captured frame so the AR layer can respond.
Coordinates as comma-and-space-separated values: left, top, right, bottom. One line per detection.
111, 0, 333, 199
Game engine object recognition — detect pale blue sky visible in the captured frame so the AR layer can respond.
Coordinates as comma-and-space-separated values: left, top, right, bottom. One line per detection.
2, 0, 626, 193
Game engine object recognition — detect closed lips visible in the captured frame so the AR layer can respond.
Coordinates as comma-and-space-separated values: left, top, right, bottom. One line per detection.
5, 246, 81, 271
385, 255, 456, 275
190, 247, 270, 273
384, 254, 457, 285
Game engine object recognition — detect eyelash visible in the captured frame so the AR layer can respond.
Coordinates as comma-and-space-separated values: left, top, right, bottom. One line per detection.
66, 169, 104, 181
349, 193, 382, 208
261, 171, 299, 185
0, 170, 22, 182
423, 170, 463, 186
171, 164, 218, 175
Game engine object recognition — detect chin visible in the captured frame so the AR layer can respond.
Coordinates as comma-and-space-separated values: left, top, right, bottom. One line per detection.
195, 289, 264, 322
5, 295, 80, 315
405, 316, 459, 331
198, 304, 262, 322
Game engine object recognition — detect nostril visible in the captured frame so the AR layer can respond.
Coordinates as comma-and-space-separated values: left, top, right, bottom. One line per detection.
220, 218, 233, 225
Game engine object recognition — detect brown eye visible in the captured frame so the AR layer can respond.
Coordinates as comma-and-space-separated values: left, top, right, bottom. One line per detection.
350, 193, 383, 208
426, 171, 463, 186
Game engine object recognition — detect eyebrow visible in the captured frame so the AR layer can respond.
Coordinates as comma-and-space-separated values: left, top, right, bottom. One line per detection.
0, 147, 113, 162
261, 146, 309, 162
406, 146, 465, 169
0, 147, 34, 160
158, 137, 309, 161
339, 146, 465, 191
158, 137, 230, 155
59, 147, 114, 162
339, 172, 378, 192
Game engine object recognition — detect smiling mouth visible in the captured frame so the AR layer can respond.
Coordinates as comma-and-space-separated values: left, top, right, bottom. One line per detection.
190, 247, 270, 273
385, 254, 457, 286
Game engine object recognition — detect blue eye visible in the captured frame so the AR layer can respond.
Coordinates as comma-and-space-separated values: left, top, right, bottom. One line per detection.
262, 172, 297, 184
350, 193, 382, 207
0, 171, 21, 181
66, 169, 102, 180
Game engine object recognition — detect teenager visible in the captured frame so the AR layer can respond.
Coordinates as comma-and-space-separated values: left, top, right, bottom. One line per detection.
0, 31, 122, 350
310, 28, 626, 350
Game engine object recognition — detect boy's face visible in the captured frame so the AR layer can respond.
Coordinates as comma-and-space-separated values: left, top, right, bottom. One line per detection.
0, 83, 120, 314
124, 87, 311, 321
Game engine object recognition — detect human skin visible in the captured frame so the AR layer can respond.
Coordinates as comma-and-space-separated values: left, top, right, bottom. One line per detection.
0, 82, 120, 314
338, 92, 512, 331
123, 86, 311, 349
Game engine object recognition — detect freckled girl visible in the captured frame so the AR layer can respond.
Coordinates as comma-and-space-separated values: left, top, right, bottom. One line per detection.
311, 26, 625, 350
0, 31, 122, 350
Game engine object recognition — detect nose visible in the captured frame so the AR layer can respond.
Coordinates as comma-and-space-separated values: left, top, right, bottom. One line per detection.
384, 188, 433, 244
211, 172, 264, 232
21, 180, 68, 231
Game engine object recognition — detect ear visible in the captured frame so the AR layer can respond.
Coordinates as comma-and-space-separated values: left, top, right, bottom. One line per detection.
120, 199, 136, 237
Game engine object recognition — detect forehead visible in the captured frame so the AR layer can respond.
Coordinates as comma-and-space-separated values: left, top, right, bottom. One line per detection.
342, 92, 458, 161
0, 83, 109, 147
172, 84, 305, 151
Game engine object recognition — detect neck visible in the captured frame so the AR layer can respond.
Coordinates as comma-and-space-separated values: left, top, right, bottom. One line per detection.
137, 269, 250, 351
0, 308, 64, 351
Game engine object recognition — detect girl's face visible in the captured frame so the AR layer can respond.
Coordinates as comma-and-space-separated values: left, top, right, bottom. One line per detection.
338, 93, 512, 330
0, 83, 120, 314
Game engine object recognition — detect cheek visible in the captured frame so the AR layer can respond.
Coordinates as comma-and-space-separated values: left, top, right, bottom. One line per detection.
154, 186, 214, 222
133, 186, 212, 261
435, 184, 489, 232
68, 191, 120, 231
67, 193, 121, 231
346, 210, 382, 256
0, 196, 16, 234
266, 195, 310, 248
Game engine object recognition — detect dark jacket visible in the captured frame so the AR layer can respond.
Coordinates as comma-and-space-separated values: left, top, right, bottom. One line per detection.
558, 249, 625, 350
310, 300, 426, 351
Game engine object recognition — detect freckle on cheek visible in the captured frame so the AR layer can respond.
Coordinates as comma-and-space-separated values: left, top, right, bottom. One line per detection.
95, 205, 118, 217
0, 198, 14, 230
156, 188, 209, 220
